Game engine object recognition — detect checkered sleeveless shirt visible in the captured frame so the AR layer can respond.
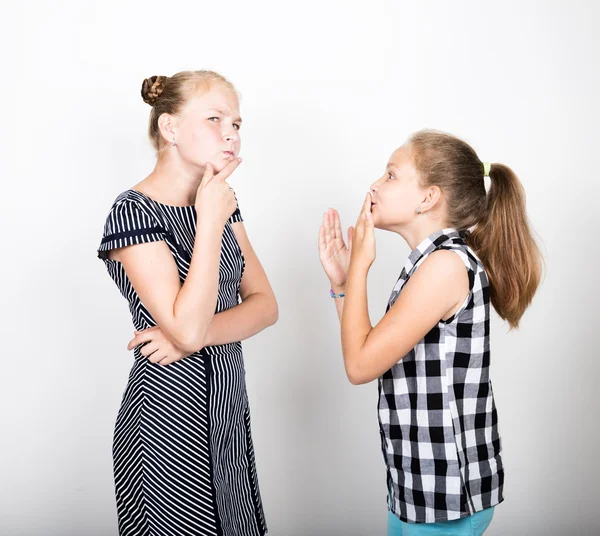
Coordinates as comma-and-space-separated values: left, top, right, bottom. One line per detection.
378, 229, 504, 524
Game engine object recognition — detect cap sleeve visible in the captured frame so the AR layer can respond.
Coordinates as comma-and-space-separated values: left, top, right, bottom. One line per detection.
227, 188, 243, 224
97, 198, 167, 260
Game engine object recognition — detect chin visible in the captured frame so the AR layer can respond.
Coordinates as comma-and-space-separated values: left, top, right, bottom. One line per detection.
209, 162, 224, 173
213, 154, 237, 172
373, 217, 392, 232
204, 160, 226, 174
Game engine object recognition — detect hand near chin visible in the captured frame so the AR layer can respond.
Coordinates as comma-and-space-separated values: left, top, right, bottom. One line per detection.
349, 192, 376, 271
195, 159, 241, 225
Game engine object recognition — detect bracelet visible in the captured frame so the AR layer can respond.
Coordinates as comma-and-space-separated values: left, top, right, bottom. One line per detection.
330, 288, 346, 298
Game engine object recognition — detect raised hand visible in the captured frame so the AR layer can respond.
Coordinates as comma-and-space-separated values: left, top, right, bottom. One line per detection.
195, 159, 241, 226
349, 192, 376, 271
318, 208, 354, 288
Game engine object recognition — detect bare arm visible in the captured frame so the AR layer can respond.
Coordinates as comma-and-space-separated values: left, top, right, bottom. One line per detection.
113, 222, 223, 353
113, 160, 240, 354
202, 221, 278, 346
341, 250, 469, 385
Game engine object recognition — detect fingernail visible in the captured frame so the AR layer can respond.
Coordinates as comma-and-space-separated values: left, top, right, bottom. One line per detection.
238, 157, 243, 162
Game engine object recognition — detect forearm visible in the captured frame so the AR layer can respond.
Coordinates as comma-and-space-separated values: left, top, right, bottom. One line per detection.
341, 265, 372, 384
203, 292, 278, 347
171, 222, 224, 350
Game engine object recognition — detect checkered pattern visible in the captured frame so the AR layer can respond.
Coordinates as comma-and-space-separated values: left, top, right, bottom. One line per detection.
379, 229, 504, 524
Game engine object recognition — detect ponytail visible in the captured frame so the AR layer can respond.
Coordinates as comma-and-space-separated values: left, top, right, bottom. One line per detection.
467, 163, 542, 329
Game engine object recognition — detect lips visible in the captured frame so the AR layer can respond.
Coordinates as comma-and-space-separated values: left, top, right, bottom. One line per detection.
223, 151, 235, 158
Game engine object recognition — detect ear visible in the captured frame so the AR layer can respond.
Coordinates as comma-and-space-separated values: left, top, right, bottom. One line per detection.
157, 113, 177, 146
420, 185, 443, 214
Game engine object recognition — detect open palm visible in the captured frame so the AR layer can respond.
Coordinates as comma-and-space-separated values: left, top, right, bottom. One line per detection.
318, 208, 353, 287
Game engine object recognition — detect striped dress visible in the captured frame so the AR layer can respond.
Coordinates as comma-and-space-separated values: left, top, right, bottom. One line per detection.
98, 190, 267, 536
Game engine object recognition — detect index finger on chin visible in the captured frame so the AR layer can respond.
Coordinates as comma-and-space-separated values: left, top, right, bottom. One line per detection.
215, 157, 242, 182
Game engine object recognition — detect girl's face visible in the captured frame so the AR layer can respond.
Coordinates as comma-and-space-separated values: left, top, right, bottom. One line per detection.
369, 145, 426, 231
172, 83, 242, 173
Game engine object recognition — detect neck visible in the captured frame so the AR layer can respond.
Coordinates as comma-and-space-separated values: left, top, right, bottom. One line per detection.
137, 152, 205, 206
393, 217, 453, 251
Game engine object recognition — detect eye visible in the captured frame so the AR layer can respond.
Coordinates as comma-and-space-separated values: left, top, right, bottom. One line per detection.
233, 123, 241, 131
208, 117, 219, 122
387, 172, 394, 180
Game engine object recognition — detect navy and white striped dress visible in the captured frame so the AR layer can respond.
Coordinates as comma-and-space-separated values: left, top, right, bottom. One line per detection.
98, 190, 267, 536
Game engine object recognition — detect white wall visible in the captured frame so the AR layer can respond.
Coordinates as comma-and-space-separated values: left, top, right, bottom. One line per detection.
2, 1, 599, 534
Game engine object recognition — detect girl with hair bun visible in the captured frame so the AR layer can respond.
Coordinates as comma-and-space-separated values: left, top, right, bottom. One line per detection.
319, 130, 542, 535
98, 70, 276, 536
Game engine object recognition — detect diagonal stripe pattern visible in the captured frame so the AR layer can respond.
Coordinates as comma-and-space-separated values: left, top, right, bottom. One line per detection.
99, 190, 267, 536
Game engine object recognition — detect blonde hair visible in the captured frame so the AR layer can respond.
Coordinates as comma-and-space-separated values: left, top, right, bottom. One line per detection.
140, 70, 237, 156
409, 129, 543, 329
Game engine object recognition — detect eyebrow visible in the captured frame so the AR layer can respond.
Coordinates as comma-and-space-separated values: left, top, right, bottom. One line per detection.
210, 108, 242, 123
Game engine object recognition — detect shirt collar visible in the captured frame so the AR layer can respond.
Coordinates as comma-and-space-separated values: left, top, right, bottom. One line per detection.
401, 228, 463, 279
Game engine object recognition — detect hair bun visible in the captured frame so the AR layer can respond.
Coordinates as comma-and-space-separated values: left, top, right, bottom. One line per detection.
141, 75, 168, 106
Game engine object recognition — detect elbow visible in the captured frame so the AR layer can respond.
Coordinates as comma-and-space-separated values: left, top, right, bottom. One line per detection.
345, 360, 368, 386
177, 339, 202, 355
347, 371, 368, 386
269, 297, 279, 326
244, 291, 278, 327
347, 372, 363, 386
176, 330, 207, 354
262, 293, 278, 327
344, 349, 377, 385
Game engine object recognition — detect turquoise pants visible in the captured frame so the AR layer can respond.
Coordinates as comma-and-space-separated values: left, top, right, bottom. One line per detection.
387, 508, 494, 536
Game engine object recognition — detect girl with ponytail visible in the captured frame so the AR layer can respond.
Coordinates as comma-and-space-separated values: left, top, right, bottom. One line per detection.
318, 129, 542, 535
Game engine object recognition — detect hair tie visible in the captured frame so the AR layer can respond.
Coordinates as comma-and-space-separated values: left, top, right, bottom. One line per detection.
482, 162, 492, 177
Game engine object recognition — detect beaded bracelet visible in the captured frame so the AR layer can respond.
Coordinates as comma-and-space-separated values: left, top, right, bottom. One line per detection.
330, 288, 346, 298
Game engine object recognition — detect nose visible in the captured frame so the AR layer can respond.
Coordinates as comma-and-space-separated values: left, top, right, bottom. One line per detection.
369, 176, 385, 201
224, 128, 239, 143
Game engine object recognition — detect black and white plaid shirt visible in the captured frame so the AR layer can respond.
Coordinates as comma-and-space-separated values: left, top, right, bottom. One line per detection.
378, 229, 504, 523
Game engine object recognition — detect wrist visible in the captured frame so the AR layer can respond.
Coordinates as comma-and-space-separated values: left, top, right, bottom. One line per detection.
330, 282, 346, 292
347, 263, 369, 280
196, 215, 224, 235
330, 288, 345, 299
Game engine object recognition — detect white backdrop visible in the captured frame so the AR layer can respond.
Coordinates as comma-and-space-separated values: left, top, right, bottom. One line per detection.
2, 1, 599, 535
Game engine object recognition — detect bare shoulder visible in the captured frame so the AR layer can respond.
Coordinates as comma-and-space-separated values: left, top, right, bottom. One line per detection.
406, 249, 469, 298
409, 249, 469, 319
419, 249, 468, 279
